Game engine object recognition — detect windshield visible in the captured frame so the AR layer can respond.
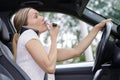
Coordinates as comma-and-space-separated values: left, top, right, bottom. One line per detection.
87, 0, 120, 25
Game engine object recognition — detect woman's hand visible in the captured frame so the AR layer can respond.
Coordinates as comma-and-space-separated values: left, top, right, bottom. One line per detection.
49, 24, 59, 40
95, 18, 112, 30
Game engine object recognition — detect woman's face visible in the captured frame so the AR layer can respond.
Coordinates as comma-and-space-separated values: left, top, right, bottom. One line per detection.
27, 8, 48, 33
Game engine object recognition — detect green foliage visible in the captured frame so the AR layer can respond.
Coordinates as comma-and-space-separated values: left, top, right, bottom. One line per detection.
40, 12, 88, 64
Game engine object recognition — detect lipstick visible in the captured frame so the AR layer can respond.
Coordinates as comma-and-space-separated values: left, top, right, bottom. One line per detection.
47, 23, 57, 30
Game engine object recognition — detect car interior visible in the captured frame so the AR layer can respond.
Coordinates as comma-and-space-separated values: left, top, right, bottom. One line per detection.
0, 18, 31, 80
0, 0, 120, 80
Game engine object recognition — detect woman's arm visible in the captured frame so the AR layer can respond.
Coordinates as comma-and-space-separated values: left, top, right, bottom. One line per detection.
57, 19, 112, 61
26, 38, 57, 74
26, 25, 59, 74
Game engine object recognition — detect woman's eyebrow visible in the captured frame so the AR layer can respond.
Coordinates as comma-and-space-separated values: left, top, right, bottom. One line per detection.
31, 11, 39, 16
30, 13, 38, 18
33, 12, 39, 15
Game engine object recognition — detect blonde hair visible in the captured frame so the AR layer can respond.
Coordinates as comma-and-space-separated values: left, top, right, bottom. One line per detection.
12, 7, 32, 61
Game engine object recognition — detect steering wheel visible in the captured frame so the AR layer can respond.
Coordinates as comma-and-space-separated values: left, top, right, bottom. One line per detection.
92, 21, 113, 73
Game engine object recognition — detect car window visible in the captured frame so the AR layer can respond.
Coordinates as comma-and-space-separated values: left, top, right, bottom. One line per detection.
87, 0, 120, 25
39, 12, 102, 65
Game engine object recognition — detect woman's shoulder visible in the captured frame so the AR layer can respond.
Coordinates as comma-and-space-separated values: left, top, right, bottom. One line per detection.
22, 29, 38, 35
20, 29, 38, 38
18, 29, 39, 45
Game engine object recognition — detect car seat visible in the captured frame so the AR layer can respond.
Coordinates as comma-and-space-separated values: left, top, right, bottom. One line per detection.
0, 18, 31, 80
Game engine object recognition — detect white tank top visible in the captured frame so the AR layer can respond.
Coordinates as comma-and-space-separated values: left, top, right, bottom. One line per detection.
16, 29, 54, 80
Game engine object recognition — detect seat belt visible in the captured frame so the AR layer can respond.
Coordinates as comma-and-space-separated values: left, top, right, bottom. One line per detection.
44, 73, 48, 80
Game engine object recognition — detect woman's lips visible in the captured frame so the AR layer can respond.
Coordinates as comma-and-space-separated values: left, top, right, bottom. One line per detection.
43, 21, 50, 29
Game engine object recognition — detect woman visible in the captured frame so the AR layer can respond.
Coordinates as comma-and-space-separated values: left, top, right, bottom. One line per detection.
12, 7, 111, 80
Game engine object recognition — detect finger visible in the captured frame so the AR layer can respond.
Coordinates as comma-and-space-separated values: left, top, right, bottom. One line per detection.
105, 18, 112, 22
107, 18, 112, 20
47, 24, 53, 30
102, 19, 111, 24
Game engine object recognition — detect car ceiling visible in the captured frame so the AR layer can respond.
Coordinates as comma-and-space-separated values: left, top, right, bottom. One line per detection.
0, 0, 89, 16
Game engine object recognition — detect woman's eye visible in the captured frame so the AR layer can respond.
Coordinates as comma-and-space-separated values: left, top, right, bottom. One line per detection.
35, 15, 38, 18
34, 15, 38, 18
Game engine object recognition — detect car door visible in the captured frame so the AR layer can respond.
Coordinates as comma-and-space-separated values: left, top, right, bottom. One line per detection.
55, 62, 94, 80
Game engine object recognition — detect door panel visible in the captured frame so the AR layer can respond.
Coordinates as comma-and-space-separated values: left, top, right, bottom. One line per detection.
55, 62, 94, 80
